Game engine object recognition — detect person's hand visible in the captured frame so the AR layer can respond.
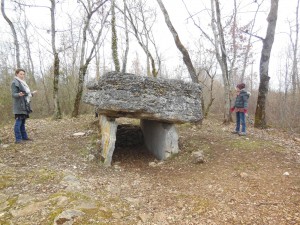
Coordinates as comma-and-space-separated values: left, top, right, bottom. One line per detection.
18, 92, 25, 97
32, 90, 37, 94
230, 107, 235, 112
244, 109, 248, 115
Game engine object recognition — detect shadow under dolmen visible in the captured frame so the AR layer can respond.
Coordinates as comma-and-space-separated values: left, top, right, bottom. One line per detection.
84, 72, 203, 166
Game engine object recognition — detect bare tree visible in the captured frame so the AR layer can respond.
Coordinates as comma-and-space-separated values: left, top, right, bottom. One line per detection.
111, 0, 120, 72
1, 0, 21, 67
288, 0, 300, 97
122, 0, 129, 73
240, 0, 263, 81
124, 0, 159, 77
50, 0, 62, 119
201, 68, 216, 118
72, 0, 109, 117
228, 0, 238, 86
254, 0, 279, 128
19, 15, 36, 86
211, 0, 231, 123
182, 0, 235, 123
38, 47, 51, 113
192, 39, 217, 118
88, 25, 110, 80
156, 0, 197, 83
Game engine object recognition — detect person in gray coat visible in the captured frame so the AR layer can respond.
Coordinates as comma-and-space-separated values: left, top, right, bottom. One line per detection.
11, 69, 36, 144
230, 83, 250, 136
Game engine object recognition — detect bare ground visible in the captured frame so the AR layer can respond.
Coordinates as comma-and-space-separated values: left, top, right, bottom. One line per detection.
0, 115, 300, 225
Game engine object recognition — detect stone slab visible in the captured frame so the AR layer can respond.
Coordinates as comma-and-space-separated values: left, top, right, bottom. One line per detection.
140, 119, 179, 160
100, 115, 118, 166
84, 72, 202, 123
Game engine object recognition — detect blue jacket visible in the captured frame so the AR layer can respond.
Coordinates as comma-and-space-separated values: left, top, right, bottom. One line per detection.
234, 89, 250, 109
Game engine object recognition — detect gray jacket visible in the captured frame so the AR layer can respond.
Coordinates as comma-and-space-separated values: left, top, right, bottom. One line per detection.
11, 78, 29, 115
233, 89, 250, 109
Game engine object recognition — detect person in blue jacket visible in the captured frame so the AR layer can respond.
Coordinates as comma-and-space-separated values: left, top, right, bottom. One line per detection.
230, 83, 250, 136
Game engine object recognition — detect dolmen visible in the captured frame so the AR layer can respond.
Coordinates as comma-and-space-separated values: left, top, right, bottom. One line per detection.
83, 72, 203, 166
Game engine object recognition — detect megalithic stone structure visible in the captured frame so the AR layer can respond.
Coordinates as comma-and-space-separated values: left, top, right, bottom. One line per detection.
84, 72, 202, 166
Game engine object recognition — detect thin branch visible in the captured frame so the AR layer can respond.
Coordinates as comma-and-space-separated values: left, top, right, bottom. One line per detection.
241, 30, 264, 41
11, 0, 50, 9
181, 0, 215, 46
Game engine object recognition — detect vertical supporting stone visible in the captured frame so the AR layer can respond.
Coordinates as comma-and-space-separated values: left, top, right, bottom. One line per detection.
140, 119, 179, 160
99, 115, 118, 166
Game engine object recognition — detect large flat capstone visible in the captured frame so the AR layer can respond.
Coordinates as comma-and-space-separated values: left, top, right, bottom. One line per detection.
83, 72, 202, 123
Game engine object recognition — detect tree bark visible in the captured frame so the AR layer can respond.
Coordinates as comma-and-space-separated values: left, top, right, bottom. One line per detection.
228, 0, 237, 85
72, 0, 109, 117
22, 17, 36, 86
156, 0, 197, 83
50, 0, 62, 119
290, 0, 299, 97
1, 0, 21, 68
111, 0, 120, 72
202, 69, 215, 118
210, 0, 231, 123
254, 0, 279, 128
124, 2, 158, 77
122, 0, 129, 74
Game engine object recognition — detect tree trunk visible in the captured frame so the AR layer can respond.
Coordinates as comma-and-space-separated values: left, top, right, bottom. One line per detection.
50, 0, 62, 119
291, 0, 299, 98
72, 0, 109, 117
240, 1, 262, 81
204, 90, 215, 119
111, 0, 120, 72
22, 18, 36, 86
216, 0, 231, 123
156, 0, 197, 83
254, 0, 279, 128
72, 1, 89, 118
122, 0, 129, 74
95, 49, 101, 80
210, 0, 231, 123
124, 2, 158, 77
53, 53, 61, 119
1, 0, 21, 68
72, 65, 88, 117
38, 61, 51, 112
228, 0, 237, 85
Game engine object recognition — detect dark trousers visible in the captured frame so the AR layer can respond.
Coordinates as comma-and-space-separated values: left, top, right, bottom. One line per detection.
14, 118, 28, 142
235, 112, 246, 133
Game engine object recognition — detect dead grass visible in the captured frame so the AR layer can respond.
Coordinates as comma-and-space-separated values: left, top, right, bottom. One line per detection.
0, 114, 300, 224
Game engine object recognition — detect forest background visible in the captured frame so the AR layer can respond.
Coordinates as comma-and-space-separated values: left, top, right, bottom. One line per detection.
0, 0, 299, 132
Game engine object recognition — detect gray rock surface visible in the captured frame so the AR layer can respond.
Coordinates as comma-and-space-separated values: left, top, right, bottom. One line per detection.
100, 115, 118, 166
84, 72, 202, 123
191, 150, 205, 164
53, 209, 85, 225
141, 119, 179, 160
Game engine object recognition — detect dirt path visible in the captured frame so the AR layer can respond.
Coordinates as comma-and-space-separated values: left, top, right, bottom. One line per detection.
0, 115, 300, 224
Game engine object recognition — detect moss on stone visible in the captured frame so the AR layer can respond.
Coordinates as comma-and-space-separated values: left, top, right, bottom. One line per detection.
7, 196, 18, 207
192, 198, 213, 214
226, 139, 281, 151
29, 168, 61, 184
0, 175, 14, 189
44, 208, 64, 225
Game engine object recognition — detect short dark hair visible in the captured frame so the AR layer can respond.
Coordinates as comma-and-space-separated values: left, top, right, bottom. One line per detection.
236, 83, 245, 90
15, 68, 25, 75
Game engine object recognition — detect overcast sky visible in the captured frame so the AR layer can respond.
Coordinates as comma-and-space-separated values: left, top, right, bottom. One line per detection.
0, 0, 297, 88
156, 0, 297, 87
